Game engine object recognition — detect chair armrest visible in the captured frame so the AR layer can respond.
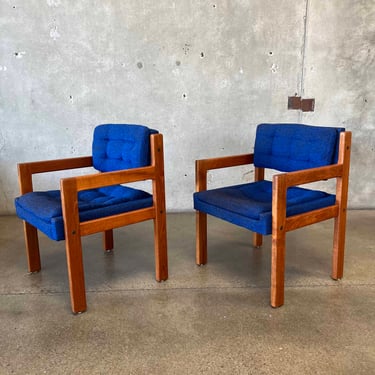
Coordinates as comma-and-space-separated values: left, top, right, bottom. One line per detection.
60, 133, 166, 238
283, 164, 344, 188
272, 131, 351, 233
280, 130, 351, 189
60, 165, 159, 236
18, 156, 93, 194
60, 165, 156, 193
272, 163, 345, 232
196, 153, 254, 191
272, 163, 343, 212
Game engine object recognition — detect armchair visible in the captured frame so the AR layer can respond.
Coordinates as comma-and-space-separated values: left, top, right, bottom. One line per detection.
15, 124, 168, 313
194, 123, 351, 307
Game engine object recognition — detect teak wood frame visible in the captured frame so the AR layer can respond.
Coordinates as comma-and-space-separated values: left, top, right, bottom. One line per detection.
195, 131, 351, 308
18, 133, 168, 314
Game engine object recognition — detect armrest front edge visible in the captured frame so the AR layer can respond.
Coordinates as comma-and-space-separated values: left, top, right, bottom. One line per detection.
195, 153, 254, 192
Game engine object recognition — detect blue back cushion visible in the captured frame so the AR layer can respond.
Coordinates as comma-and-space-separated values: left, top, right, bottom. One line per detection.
92, 124, 158, 172
254, 123, 345, 172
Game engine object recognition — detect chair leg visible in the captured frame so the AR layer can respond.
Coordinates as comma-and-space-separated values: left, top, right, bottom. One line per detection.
153, 211, 168, 282
253, 232, 263, 248
196, 211, 207, 265
254, 167, 264, 250
23, 222, 41, 272
103, 230, 114, 251
331, 210, 347, 280
332, 132, 350, 279
65, 234, 87, 314
271, 229, 286, 308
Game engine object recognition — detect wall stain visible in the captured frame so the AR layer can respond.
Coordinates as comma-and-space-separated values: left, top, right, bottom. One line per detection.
14, 51, 26, 59
270, 63, 278, 73
242, 170, 254, 180
50, 26, 60, 40
0, 132, 5, 152
137, 62, 143, 69
182, 43, 191, 55
47, 0, 61, 7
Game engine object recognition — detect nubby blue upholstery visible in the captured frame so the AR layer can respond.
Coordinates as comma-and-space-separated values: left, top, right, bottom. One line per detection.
92, 124, 158, 171
15, 124, 168, 313
194, 123, 351, 308
195, 181, 336, 235
253, 124, 344, 171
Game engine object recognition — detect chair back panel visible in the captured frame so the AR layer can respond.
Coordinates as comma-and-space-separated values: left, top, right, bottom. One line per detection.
92, 124, 158, 172
254, 123, 345, 172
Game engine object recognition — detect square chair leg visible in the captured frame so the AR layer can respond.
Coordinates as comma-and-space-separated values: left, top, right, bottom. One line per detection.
23, 222, 41, 273
196, 211, 207, 265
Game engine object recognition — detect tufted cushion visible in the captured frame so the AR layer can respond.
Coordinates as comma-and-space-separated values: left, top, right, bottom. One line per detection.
194, 181, 336, 235
15, 186, 153, 241
254, 123, 344, 172
92, 124, 158, 172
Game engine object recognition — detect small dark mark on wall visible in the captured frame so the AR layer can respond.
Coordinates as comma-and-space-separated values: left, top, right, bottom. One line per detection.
176, 60, 181, 66
213, 4, 216, 8
182, 93, 187, 99
137, 62, 143, 69
200, 52, 204, 58
268, 51, 273, 55
14, 51, 25, 59
182, 43, 191, 55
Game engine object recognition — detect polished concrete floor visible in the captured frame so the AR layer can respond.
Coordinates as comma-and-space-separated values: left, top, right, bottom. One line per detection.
0, 211, 374, 374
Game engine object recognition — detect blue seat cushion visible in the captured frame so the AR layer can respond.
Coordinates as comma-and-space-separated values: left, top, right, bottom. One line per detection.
194, 181, 336, 235
254, 123, 345, 172
92, 124, 158, 172
15, 186, 153, 241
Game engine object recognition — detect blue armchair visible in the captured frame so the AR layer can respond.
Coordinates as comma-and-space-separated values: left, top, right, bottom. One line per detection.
15, 124, 168, 313
194, 123, 351, 307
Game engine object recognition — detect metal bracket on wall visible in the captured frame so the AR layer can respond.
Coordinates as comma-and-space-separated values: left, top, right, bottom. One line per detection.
288, 96, 315, 112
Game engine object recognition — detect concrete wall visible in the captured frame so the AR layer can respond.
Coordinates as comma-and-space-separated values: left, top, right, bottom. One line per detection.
1, 0, 374, 214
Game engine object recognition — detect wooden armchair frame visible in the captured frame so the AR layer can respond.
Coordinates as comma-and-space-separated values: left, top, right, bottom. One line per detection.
195, 131, 351, 307
18, 133, 168, 313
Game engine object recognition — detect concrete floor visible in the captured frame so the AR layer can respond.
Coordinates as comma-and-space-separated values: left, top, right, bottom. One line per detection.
0, 211, 374, 374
